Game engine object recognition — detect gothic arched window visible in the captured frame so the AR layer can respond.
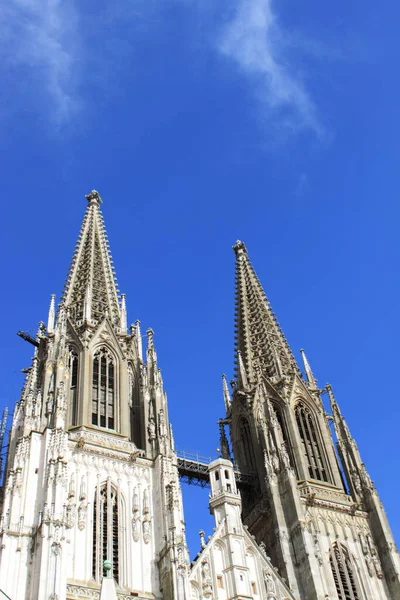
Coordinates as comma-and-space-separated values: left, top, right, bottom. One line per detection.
272, 404, 296, 473
295, 401, 330, 482
239, 418, 256, 471
92, 481, 121, 583
330, 543, 361, 600
92, 348, 115, 429
69, 348, 79, 426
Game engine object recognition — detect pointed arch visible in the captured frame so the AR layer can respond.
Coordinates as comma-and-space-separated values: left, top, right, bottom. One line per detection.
92, 346, 116, 429
68, 345, 79, 426
92, 480, 124, 584
270, 402, 297, 475
294, 400, 330, 482
330, 542, 362, 600
238, 417, 256, 471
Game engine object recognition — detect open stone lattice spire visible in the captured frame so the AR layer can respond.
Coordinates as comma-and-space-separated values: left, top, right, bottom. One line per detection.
61, 190, 121, 328
233, 240, 299, 384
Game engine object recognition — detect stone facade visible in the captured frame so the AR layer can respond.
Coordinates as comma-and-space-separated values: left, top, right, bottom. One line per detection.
0, 192, 189, 600
0, 192, 398, 600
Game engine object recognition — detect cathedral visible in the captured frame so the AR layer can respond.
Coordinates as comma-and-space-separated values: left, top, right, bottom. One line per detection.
0, 190, 398, 600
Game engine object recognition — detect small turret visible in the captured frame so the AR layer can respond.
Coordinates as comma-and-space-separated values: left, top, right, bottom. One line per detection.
208, 458, 241, 531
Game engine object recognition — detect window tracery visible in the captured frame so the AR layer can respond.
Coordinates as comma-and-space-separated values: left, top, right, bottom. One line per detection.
92, 481, 121, 583
330, 542, 361, 600
69, 347, 79, 426
92, 347, 115, 429
239, 418, 256, 471
295, 401, 330, 482
271, 403, 296, 474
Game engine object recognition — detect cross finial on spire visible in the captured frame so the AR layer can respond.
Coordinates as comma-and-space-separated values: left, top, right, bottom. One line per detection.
85, 189, 102, 204
233, 240, 247, 255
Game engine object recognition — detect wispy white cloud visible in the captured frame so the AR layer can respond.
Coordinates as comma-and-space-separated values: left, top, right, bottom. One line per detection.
0, 0, 324, 135
217, 0, 323, 136
0, 0, 80, 123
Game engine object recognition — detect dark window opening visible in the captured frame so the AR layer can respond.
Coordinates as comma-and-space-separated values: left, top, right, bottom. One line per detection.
330, 543, 361, 600
93, 482, 120, 583
69, 348, 79, 426
92, 348, 115, 430
295, 401, 330, 483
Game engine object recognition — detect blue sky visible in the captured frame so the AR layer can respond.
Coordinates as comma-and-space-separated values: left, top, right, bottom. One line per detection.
1, 0, 399, 557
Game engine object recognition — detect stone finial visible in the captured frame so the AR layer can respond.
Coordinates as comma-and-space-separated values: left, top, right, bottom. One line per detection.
85, 190, 102, 204
147, 328, 154, 348
199, 530, 206, 549
232, 239, 247, 255
47, 294, 56, 333
103, 559, 112, 578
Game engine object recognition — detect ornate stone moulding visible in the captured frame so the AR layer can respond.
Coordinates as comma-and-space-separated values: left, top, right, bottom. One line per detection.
66, 583, 154, 599
298, 481, 353, 506
69, 428, 146, 461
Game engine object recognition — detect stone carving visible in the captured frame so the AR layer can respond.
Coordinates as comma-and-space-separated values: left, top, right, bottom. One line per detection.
264, 449, 272, 476
132, 487, 140, 542
351, 469, 362, 495
270, 448, 279, 473
359, 533, 382, 578
280, 442, 291, 469
201, 559, 213, 598
132, 516, 140, 542
51, 541, 61, 556
66, 585, 100, 599
263, 570, 277, 598
313, 535, 323, 566
78, 501, 87, 531
148, 417, 156, 442
65, 489, 76, 530
78, 477, 87, 530
49, 428, 67, 461
70, 429, 143, 457
143, 489, 149, 515
143, 517, 151, 544
259, 540, 267, 557
360, 464, 374, 491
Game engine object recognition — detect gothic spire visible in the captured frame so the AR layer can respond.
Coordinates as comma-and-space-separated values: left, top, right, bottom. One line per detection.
233, 240, 299, 384
61, 190, 121, 328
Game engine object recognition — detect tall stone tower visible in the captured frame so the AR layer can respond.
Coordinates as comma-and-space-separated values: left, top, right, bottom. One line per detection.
0, 191, 190, 600
225, 240, 400, 600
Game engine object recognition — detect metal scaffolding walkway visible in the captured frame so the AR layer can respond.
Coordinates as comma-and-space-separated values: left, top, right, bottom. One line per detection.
176, 450, 256, 489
